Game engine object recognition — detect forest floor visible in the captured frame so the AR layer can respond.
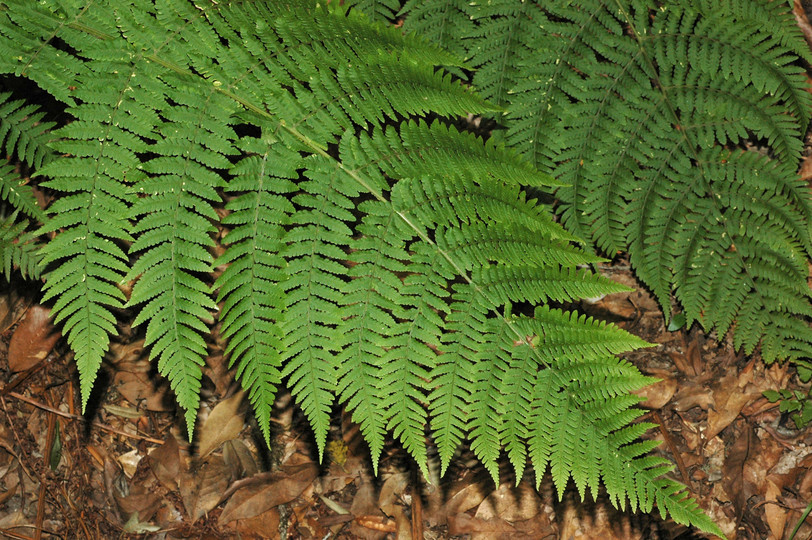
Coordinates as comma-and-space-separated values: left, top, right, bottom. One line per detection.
3, 4, 812, 540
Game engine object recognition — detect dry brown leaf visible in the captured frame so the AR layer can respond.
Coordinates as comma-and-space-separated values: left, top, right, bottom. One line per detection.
218, 463, 318, 525
668, 339, 702, 376
721, 423, 753, 521
229, 508, 280, 537
179, 456, 230, 522
8, 305, 60, 372
356, 515, 397, 533
223, 439, 258, 480
114, 482, 161, 522
148, 434, 181, 491
707, 365, 758, 440
475, 482, 541, 522
445, 481, 489, 516
764, 479, 786, 540
671, 384, 714, 412
114, 371, 174, 412
378, 473, 409, 517
448, 514, 519, 537
0, 292, 14, 335
198, 392, 245, 458
633, 376, 677, 409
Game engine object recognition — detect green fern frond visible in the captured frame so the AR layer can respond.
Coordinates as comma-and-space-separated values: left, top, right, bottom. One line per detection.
214, 138, 296, 447
34, 34, 150, 409
0, 92, 55, 173
0, 160, 43, 224
127, 82, 237, 438
405, 0, 812, 366
0, 211, 39, 280
345, 0, 402, 23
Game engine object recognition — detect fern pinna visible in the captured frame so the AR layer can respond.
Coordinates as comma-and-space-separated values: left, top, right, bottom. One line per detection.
403, 0, 812, 374
0, 0, 721, 534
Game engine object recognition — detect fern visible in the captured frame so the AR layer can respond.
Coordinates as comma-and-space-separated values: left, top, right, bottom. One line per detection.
403, 0, 812, 366
0, 0, 724, 534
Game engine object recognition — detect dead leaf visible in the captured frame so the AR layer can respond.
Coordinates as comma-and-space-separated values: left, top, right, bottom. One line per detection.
117, 449, 141, 479
8, 305, 60, 372
223, 439, 258, 481
114, 482, 161, 523
668, 339, 702, 377
721, 423, 752, 521
114, 371, 174, 412
198, 392, 245, 458
707, 365, 758, 440
633, 376, 678, 409
356, 515, 397, 533
764, 479, 786, 540
448, 514, 518, 536
229, 508, 281, 537
148, 434, 181, 491
476, 482, 541, 522
218, 463, 318, 525
180, 456, 230, 522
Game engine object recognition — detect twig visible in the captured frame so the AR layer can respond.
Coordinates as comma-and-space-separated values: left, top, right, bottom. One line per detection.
7, 391, 164, 445
653, 411, 692, 486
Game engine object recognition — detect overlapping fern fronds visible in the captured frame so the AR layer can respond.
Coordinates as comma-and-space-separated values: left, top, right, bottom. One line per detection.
403, 0, 812, 370
0, 0, 722, 534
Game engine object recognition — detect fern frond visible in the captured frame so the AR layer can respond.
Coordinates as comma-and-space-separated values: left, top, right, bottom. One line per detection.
34, 34, 152, 409
410, 0, 812, 364
400, 0, 473, 77
0, 161, 43, 224
0, 92, 55, 173
127, 81, 237, 438
0, 211, 40, 280
345, 0, 402, 23
214, 138, 297, 447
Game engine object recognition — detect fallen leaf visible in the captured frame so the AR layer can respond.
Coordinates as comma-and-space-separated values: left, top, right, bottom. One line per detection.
223, 439, 258, 481
763, 479, 786, 540
356, 515, 397, 533
148, 434, 181, 491
8, 305, 60, 372
114, 482, 161, 522
218, 463, 317, 525
180, 456, 230, 522
198, 392, 245, 458
476, 482, 541, 522
118, 449, 141, 479
721, 423, 752, 521
114, 371, 174, 412
633, 376, 678, 409
707, 365, 758, 440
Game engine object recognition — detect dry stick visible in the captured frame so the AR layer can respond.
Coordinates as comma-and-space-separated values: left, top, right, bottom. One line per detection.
35, 391, 60, 540
653, 411, 692, 486
410, 466, 424, 540
7, 391, 164, 445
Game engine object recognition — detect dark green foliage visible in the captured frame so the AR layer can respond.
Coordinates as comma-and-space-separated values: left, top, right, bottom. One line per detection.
403, 0, 812, 368
0, 0, 724, 534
